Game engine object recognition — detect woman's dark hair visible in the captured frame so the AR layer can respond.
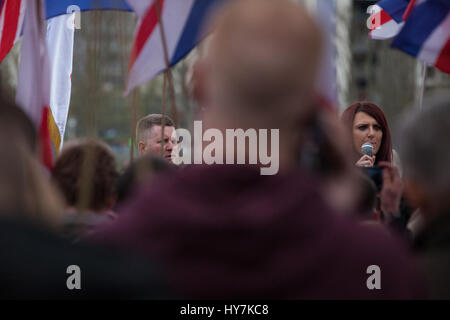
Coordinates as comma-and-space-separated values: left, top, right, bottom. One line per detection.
341, 101, 392, 164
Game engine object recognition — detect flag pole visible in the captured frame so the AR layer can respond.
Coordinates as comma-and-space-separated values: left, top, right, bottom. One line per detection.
418, 62, 427, 110
155, 0, 179, 128
129, 89, 138, 162
160, 72, 167, 157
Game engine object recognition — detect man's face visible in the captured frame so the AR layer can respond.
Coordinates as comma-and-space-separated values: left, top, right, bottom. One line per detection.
140, 125, 177, 162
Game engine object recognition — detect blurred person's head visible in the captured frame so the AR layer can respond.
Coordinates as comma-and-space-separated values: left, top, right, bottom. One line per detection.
116, 154, 174, 207
398, 92, 450, 220
341, 102, 392, 164
136, 114, 176, 162
0, 97, 63, 229
192, 0, 323, 170
298, 98, 370, 213
355, 173, 378, 220
0, 102, 37, 154
52, 139, 118, 213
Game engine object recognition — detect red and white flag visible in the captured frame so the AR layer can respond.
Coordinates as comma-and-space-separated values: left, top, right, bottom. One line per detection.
125, 0, 225, 94
15, 0, 53, 169
47, 13, 75, 153
0, 0, 25, 63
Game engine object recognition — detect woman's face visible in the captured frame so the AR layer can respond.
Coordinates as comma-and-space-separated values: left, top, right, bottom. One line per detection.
353, 112, 383, 157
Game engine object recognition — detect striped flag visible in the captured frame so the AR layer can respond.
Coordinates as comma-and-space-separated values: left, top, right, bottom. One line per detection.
368, 1, 406, 40
15, 0, 53, 169
0, 1, 132, 65
125, 0, 226, 94
0, 0, 25, 64
377, 0, 410, 23
392, 0, 450, 73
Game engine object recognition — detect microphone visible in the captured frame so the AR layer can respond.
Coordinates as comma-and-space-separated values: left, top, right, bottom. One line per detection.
361, 142, 373, 157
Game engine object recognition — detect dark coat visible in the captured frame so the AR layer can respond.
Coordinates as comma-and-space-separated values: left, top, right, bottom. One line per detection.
92, 164, 425, 299
0, 218, 171, 299
414, 211, 450, 299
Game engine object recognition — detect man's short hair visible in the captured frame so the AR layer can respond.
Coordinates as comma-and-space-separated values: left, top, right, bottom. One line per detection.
136, 114, 175, 143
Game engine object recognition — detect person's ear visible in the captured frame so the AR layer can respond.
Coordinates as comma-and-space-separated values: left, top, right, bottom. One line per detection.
138, 141, 146, 155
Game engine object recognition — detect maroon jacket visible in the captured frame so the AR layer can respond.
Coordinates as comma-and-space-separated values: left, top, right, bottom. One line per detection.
92, 165, 425, 299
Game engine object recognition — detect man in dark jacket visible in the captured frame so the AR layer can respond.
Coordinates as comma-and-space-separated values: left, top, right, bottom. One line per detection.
398, 92, 450, 299
91, 0, 425, 299
0, 217, 170, 299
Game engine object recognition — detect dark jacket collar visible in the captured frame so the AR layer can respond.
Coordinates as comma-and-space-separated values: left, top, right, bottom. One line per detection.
414, 211, 450, 251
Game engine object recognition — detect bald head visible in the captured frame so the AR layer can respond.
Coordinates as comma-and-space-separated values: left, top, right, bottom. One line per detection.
199, 0, 323, 124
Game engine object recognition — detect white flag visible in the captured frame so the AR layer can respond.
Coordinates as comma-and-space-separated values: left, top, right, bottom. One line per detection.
47, 13, 75, 151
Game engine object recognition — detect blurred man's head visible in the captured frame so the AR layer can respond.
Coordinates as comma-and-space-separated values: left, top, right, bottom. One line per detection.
193, 0, 323, 169
399, 92, 450, 219
136, 114, 176, 162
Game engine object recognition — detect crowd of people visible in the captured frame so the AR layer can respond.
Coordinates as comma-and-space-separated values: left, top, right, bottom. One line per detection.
1, 0, 449, 299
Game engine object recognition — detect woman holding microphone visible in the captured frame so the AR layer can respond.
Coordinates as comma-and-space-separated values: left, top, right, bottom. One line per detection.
340, 102, 410, 231
341, 101, 393, 167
